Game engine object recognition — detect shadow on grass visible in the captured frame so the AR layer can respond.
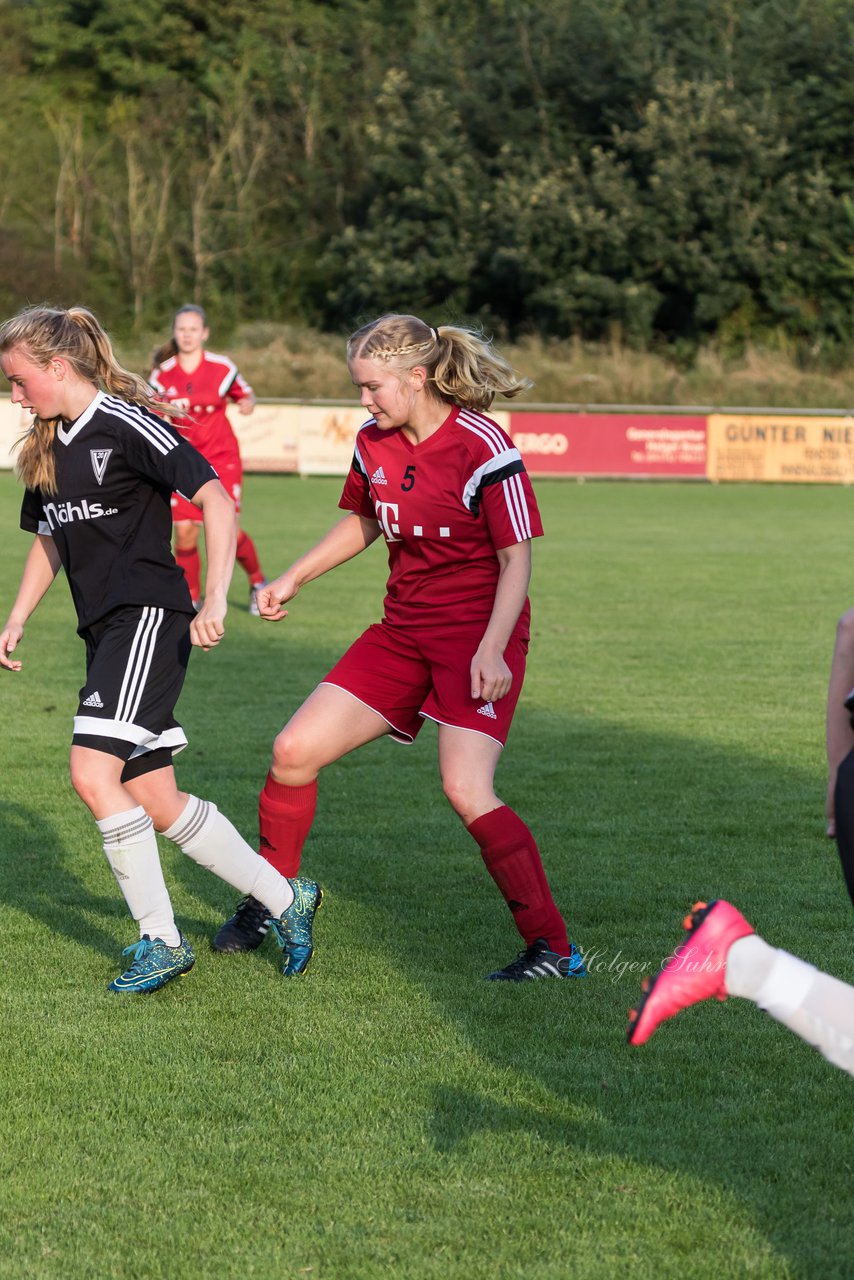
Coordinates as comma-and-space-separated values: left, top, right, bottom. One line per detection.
264, 686, 850, 1274
141, 615, 854, 1273
0, 793, 223, 960
3, 613, 851, 1273
305, 710, 853, 1278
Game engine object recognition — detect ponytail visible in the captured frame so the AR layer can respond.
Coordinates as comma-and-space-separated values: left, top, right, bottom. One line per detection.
148, 338, 178, 376
347, 314, 531, 412
0, 304, 172, 493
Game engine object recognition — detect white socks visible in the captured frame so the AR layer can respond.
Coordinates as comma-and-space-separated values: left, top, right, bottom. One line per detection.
726, 935, 854, 1077
724, 933, 776, 999
98, 807, 180, 946
161, 795, 294, 918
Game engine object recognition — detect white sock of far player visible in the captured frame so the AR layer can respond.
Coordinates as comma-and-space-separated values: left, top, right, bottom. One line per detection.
98, 807, 180, 947
160, 795, 295, 917
727, 934, 854, 1076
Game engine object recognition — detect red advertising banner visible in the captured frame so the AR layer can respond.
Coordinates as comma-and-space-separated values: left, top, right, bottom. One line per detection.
509, 412, 708, 477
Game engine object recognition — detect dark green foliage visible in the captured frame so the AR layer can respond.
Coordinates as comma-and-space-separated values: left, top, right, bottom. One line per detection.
1, 0, 853, 355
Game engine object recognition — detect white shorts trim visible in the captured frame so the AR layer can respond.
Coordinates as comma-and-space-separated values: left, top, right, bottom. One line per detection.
73, 715, 188, 756
419, 712, 505, 749
318, 681, 415, 745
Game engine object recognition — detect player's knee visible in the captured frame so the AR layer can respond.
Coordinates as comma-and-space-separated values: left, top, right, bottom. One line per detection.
836, 608, 854, 648
69, 756, 105, 811
270, 725, 309, 776
441, 772, 484, 823
174, 524, 198, 552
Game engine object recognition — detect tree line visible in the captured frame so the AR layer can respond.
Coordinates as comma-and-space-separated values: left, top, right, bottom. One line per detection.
1, 0, 852, 358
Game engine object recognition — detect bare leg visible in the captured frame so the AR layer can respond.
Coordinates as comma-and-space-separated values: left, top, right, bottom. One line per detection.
125, 762, 188, 831
825, 608, 854, 836
253, 684, 391, 877
436, 723, 503, 825
270, 683, 391, 785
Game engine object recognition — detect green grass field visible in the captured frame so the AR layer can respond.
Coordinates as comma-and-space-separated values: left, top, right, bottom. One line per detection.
0, 473, 851, 1280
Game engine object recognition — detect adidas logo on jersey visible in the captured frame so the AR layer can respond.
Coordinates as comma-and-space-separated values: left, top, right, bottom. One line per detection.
477, 702, 498, 719
82, 690, 105, 708
370, 466, 388, 486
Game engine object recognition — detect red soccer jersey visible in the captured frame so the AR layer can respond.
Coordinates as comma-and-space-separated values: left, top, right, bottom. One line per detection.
149, 351, 253, 471
338, 404, 543, 632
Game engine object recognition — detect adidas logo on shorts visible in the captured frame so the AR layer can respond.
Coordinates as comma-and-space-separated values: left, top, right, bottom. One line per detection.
477, 702, 497, 719
370, 466, 388, 486
82, 690, 105, 708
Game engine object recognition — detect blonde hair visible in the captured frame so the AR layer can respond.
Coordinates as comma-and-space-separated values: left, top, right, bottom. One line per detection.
347, 314, 532, 413
0, 305, 167, 494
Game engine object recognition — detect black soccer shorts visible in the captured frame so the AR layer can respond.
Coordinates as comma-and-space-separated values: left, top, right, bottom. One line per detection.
72, 605, 193, 772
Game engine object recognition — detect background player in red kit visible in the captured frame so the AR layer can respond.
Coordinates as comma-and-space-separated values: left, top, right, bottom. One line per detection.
149, 305, 267, 612
214, 312, 586, 981
0, 304, 320, 993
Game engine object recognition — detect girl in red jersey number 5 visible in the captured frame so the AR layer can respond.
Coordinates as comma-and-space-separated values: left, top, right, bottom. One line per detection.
214, 313, 586, 981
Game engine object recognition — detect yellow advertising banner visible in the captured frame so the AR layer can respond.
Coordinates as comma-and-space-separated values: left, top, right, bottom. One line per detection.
707, 413, 854, 483
228, 401, 300, 472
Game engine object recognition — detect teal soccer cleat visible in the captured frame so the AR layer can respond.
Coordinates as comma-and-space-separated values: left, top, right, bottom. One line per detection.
269, 878, 323, 976
108, 934, 195, 994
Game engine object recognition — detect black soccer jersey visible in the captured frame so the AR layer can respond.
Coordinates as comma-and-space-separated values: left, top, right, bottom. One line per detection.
20, 391, 217, 631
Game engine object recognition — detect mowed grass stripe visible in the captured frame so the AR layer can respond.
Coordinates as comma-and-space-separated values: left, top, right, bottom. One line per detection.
0, 473, 850, 1280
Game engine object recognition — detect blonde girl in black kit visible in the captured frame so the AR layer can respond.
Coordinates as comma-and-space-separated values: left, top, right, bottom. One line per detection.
0, 304, 321, 993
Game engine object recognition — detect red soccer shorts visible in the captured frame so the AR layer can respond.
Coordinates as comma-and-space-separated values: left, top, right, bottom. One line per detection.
321, 619, 528, 746
171, 456, 242, 523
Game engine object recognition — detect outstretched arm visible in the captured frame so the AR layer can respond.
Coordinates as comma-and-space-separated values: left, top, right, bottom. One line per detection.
189, 478, 237, 650
258, 513, 382, 621
0, 534, 62, 671
470, 540, 532, 703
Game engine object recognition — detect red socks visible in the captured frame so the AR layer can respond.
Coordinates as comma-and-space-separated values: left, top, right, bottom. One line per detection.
258, 773, 317, 876
256, 784, 569, 952
175, 545, 201, 603
467, 805, 570, 953
176, 534, 263, 600
236, 530, 264, 585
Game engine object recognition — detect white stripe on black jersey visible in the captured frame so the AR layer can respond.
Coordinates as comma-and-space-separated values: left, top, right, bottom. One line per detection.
101, 395, 181, 456
20, 390, 217, 632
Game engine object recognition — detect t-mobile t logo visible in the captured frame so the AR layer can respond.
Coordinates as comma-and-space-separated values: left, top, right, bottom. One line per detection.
374, 500, 401, 542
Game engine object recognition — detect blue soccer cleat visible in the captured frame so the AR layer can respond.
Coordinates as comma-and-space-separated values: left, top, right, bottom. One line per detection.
108, 933, 195, 994
486, 937, 588, 981
269, 878, 323, 976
